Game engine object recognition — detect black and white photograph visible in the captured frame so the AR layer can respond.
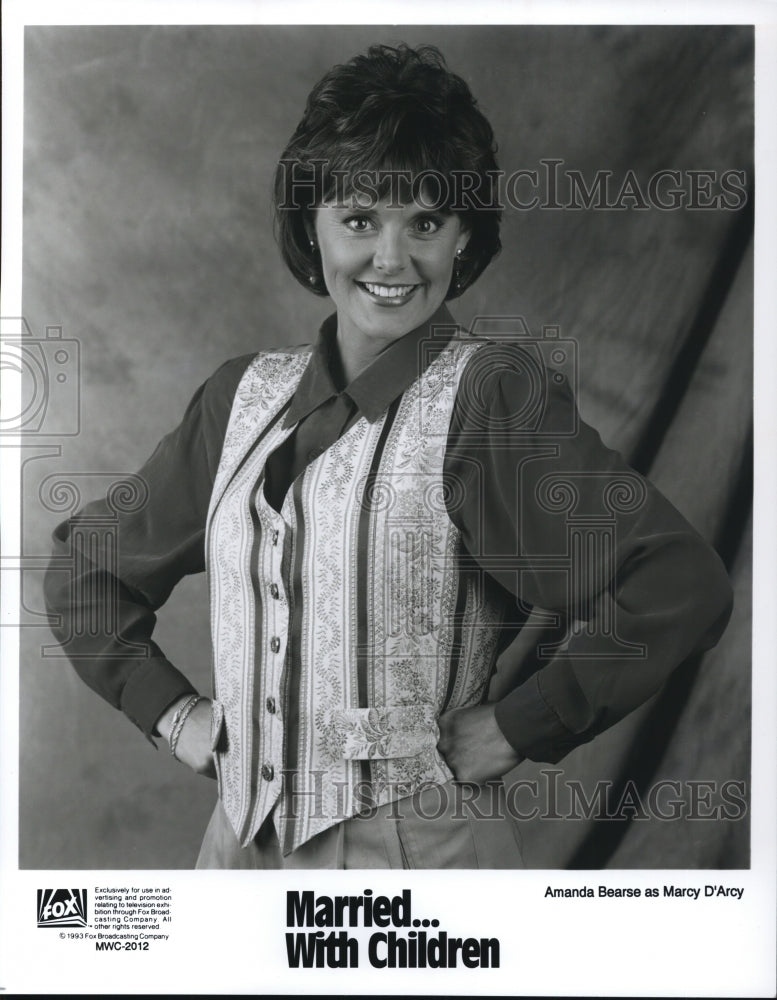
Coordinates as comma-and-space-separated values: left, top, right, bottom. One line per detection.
1, 3, 775, 996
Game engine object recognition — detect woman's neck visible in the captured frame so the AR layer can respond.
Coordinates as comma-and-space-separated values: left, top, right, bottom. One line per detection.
334, 324, 394, 386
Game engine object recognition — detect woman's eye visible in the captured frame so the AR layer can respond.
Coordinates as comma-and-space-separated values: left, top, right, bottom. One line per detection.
414, 217, 442, 234
345, 216, 374, 232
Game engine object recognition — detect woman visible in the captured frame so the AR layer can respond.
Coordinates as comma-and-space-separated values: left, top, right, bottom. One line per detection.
44, 43, 733, 868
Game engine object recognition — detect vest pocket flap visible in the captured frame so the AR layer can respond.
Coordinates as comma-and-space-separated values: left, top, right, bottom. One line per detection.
332, 705, 439, 760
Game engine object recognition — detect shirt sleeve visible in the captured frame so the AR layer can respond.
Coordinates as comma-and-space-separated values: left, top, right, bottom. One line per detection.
445, 341, 734, 763
42, 354, 253, 740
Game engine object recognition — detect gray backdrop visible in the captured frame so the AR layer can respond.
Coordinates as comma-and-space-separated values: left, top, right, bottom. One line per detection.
20, 24, 752, 868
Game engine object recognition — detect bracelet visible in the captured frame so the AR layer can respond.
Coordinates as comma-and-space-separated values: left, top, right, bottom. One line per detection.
169, 695, 203, 760
167, 695, 196, 741
169, 695, 202, 760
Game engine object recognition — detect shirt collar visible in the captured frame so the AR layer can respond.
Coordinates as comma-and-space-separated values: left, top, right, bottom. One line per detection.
284, 303, 459, 427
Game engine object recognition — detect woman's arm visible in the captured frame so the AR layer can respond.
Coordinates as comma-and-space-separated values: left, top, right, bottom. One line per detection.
156, 695, 216, 776
442, 342, 734, 775
43, 355, 253, 744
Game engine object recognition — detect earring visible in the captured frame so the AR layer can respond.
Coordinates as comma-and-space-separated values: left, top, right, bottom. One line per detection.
454, 248, 464, 292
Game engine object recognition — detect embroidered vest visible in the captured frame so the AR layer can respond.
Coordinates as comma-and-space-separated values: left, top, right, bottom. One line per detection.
206, 336, 508, 854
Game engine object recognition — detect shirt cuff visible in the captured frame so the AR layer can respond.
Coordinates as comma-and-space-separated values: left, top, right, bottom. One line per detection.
493, 668, 587, 764
120, 658, 198, 742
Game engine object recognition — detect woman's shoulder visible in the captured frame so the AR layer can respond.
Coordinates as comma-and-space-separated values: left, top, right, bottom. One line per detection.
458, 334, 576, 416
203, 343, 313, 399
176, 344, 314, 453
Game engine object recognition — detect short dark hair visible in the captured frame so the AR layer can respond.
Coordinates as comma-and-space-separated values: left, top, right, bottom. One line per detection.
273, 43, 502, 298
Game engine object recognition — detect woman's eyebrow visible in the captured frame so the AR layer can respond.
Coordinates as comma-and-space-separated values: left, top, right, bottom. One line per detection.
327, 201, 448, 215
408, 206, 448, 217
325, 201, 377, 214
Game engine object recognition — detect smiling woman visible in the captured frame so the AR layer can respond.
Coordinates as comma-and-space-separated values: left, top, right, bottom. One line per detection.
43, 41, 734, 870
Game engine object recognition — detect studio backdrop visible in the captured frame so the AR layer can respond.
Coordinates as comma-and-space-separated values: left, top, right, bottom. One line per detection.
19, 24, 752, 869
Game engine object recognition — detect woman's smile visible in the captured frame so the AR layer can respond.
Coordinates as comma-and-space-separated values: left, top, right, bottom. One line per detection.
356, 280, 421, 304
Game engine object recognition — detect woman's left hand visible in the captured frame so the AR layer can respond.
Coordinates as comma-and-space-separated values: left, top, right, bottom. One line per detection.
437, 704, 523, 783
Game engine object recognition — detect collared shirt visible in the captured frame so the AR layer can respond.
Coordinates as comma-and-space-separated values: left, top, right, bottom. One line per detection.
44, 305, 733, 763
263, 305, 451, 511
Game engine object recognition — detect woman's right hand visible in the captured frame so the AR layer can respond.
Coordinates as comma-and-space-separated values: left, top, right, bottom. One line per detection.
156, 696, 217, 779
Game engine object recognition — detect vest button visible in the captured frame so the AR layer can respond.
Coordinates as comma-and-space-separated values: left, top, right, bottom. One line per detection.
270, 583, 280, 599
261, 763, 274, 781
272, 530, 279, 546
270, 636, 281, 653
265, 696, 276, 714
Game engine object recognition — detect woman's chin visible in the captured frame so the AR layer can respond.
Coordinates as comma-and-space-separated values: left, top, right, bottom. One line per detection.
342, 286, 446, 343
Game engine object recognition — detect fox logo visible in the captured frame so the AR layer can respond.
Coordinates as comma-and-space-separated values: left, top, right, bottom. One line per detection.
37, 889, 87, 927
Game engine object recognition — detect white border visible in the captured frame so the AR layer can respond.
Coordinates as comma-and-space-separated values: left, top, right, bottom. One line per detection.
752, 17, 777, 938
2, 2, 775, 996
6, 0, 777, 27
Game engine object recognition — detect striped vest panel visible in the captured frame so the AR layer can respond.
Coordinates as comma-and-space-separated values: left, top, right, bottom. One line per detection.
206, 337, 508, 853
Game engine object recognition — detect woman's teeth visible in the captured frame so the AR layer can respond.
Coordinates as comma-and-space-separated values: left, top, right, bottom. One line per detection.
362, 282, 416, 298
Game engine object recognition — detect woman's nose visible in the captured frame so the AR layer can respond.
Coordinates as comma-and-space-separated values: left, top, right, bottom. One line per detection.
373, 229, 407, 274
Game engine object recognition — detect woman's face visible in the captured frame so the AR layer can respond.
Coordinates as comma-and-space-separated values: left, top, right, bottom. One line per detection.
311, 194, 469, 354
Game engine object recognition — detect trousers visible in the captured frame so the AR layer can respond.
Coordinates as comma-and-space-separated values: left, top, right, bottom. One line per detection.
196, 781, 525, 869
